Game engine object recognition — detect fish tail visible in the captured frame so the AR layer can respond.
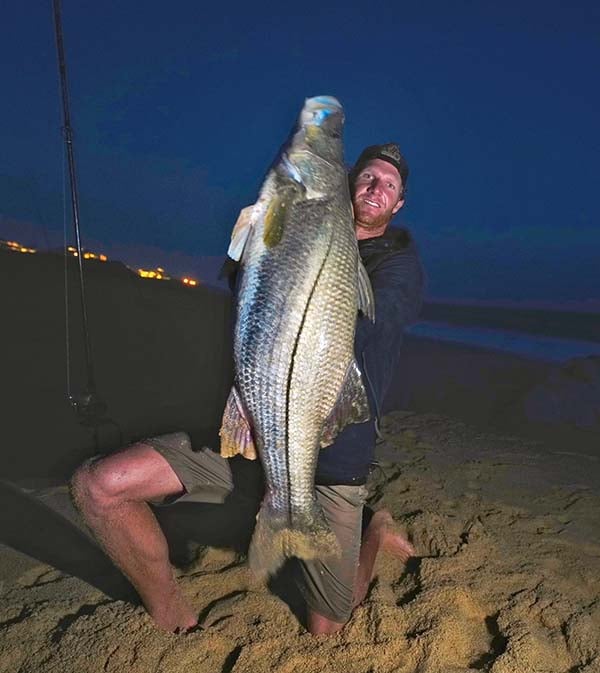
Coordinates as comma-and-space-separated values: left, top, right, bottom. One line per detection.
248, 500, 341, 579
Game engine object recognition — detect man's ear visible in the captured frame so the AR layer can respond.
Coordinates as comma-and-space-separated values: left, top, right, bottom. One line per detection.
392, 197, 405, 215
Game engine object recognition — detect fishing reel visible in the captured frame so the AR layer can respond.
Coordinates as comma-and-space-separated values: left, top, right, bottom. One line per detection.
69, 389, 108, 427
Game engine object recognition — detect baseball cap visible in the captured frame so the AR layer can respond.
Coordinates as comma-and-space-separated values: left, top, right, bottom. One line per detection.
353, 143, 409, 187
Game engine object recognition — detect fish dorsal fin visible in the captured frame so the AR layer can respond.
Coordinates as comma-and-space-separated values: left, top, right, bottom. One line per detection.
219, 386, 257, 460
320, 359, 371, 448
227, 205, 256, 262
357, 257, 375, 322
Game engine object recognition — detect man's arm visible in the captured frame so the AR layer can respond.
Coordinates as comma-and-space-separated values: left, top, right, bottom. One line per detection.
355, 246, 425, 354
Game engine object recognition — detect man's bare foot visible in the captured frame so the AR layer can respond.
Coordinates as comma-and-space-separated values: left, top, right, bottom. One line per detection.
371, 509, 415, 562
147, 594, 198, 633
352, 508, 415, 608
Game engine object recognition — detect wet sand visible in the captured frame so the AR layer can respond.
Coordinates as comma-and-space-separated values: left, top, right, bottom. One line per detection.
1, 410, 599, 673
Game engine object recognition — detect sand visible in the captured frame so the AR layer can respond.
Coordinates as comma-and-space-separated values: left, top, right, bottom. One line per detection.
1, 411, 599, 673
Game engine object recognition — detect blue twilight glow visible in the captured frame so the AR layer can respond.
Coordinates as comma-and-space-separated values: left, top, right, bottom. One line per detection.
1, 1, 598, 305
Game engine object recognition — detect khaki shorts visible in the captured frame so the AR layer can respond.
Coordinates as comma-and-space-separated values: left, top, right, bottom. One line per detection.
147, 431, 367, 624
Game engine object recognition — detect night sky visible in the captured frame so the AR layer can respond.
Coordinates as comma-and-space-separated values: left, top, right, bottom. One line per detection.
2, 1, 599, 304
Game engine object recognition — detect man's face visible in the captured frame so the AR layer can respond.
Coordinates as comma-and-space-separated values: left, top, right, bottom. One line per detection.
351, 158, 405, 239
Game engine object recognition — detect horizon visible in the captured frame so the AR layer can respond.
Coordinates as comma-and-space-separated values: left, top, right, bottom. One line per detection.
3, 220, 600, 316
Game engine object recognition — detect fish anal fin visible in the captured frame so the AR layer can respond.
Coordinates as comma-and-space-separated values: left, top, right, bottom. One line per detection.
358, 258, 375, 322
219, 386, 257, 460
320, 359, 371, 448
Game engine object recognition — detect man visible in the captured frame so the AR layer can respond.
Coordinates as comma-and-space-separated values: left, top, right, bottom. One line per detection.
70, 143, 424, 635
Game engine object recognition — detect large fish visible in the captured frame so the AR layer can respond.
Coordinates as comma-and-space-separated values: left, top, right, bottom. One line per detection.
220, 95, 374, 577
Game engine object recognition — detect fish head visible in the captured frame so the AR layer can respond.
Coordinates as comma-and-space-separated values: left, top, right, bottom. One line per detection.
299, 96, 344, 137
285, 96, 346, 196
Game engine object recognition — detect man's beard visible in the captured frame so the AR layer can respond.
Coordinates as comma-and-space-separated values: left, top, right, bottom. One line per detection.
354, 204, 393, 230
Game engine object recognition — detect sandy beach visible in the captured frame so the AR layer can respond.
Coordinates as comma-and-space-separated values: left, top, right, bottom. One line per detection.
1, 409, 599, 673
2, 251, 599, 671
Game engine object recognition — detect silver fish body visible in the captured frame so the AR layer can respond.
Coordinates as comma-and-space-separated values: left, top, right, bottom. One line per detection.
220, 96, 373, 576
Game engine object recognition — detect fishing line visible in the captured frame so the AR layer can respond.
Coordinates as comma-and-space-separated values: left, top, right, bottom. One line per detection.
61, 137, 72, 401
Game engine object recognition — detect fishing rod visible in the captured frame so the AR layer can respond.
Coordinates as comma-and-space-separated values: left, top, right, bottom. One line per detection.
52, 0, 107, 428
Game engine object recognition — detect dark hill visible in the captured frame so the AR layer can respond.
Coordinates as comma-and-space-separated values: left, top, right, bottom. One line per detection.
1, 249, 234, 479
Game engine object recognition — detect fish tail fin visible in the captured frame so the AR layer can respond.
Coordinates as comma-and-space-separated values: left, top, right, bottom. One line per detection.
249, 499, 340, 579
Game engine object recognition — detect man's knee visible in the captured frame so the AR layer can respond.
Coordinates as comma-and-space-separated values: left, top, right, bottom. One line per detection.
306, 610, 346, 635
70, 441, 184, 512
71, 456, 133, 512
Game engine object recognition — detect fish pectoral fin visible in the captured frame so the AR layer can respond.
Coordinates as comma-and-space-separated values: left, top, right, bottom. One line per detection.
357, 258, 375, 322
319, 359, 371, 448
227, 205, 256, 261
263, 181, 305, 248
219, 386, 257, 460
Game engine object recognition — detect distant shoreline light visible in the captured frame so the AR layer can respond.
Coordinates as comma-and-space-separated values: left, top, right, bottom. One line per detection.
1, 239, 36, 254
137, 267, 199, 287
138, 267, 169, 280
1, 239, 199, 288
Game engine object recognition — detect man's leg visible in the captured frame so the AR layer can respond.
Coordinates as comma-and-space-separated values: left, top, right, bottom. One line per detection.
300, 485, 364, 635
304, 489, 414, 635
70, 442, 197, 632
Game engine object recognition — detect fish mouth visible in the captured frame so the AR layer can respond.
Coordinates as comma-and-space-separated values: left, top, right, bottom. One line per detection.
307, 95, 342, 110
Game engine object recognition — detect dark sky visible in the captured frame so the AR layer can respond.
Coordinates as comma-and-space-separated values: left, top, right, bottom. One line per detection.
2, 1, 599, 304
